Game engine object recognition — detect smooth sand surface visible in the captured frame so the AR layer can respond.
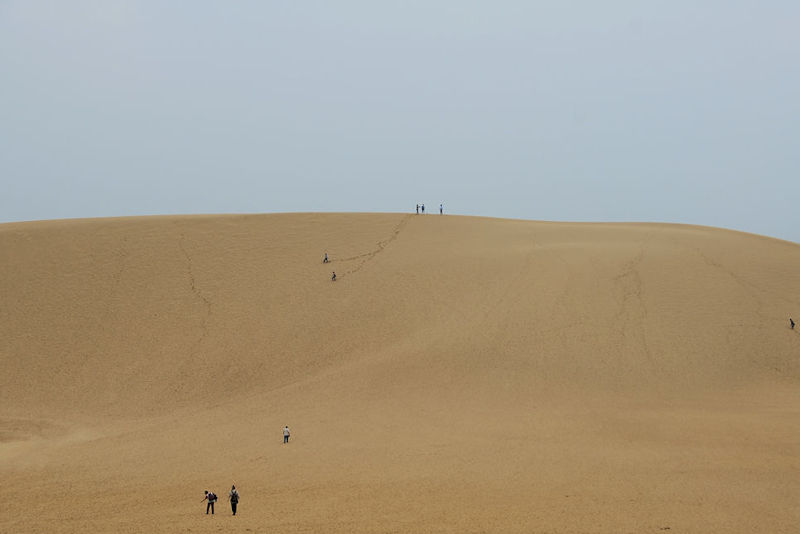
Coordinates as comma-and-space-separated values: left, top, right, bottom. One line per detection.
1, 213, 799, 533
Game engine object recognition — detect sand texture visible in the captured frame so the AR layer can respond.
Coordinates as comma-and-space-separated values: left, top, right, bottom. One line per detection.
1, 213, 799, 533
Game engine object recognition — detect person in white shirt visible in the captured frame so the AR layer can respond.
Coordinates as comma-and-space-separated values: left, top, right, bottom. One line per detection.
202, 490, 217, 515
228, 485, 240, 516
283, 425, 291, 443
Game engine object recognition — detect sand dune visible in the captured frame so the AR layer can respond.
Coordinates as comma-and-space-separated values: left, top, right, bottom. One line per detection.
1, 213, 799, 533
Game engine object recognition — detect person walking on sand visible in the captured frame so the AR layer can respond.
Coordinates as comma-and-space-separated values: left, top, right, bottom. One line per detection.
331, 271, 336, 281
228, 485, 240, 516
283, 425, 291, 443
202, 490, 217, 515
416, 204, 419, 214
791, 318, 795, 330
323, 252, 329, 263
439, 203, 443, 215
421, 204, 425, 214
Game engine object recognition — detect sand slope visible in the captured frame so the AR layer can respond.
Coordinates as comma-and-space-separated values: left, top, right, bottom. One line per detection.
1, 213, 799, 533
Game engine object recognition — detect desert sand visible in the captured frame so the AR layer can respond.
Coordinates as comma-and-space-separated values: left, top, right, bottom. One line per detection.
1, 213, 799, 533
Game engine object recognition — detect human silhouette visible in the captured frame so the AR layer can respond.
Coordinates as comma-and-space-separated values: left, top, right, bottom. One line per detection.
228, 485, 240, 516
202, 490, 217, 515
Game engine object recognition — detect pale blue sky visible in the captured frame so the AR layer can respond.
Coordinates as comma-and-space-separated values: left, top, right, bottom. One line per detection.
1, 1, 798, 242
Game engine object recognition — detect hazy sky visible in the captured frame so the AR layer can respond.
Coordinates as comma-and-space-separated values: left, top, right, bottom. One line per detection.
1, 1, 798, 242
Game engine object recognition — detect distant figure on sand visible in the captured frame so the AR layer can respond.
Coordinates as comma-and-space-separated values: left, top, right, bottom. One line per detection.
421, 204, 425, 214
440, 203, 443, 215
228, 485, 240, 516
323, 252, 329, 263
331, 272, 336, 282
791, 318, 795, 330
283, 425, 291, 443
202, 490, 217, 515
416, 204, 419, 214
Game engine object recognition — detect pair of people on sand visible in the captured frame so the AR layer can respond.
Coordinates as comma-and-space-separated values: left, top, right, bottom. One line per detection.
202, 486, 240, 515
324, 253, 336, 281
417, 203, 444, 214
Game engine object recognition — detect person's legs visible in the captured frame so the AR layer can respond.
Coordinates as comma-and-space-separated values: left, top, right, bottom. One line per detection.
232, 502, 237, 515
206, 502, 211, 514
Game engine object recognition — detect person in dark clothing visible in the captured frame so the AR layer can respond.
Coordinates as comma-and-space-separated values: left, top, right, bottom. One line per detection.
331, 272, 336, 281
421, 204, 425, 214
229, 485, 240, 515
791, 318, 795, 330
202, 490, 217, 514
416, 204, 419, 214
323, 252, 329, 263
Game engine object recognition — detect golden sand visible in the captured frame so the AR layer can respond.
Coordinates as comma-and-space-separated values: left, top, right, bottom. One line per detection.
1, 213, 798, 533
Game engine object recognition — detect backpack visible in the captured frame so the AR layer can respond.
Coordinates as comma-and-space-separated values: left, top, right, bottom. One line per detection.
208, 492, 217, 502
231, 490, 239, 503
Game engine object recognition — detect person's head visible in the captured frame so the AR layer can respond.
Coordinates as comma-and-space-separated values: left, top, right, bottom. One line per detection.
205, 490, 208, 495
232, 485, 236, 490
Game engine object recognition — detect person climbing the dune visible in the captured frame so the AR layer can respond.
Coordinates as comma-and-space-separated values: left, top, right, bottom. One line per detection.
323, 252, 329, 263
331, 272, 336, 281
202, 490, 217, 515
228, 485, 240, 515
791, 317, 795, 330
